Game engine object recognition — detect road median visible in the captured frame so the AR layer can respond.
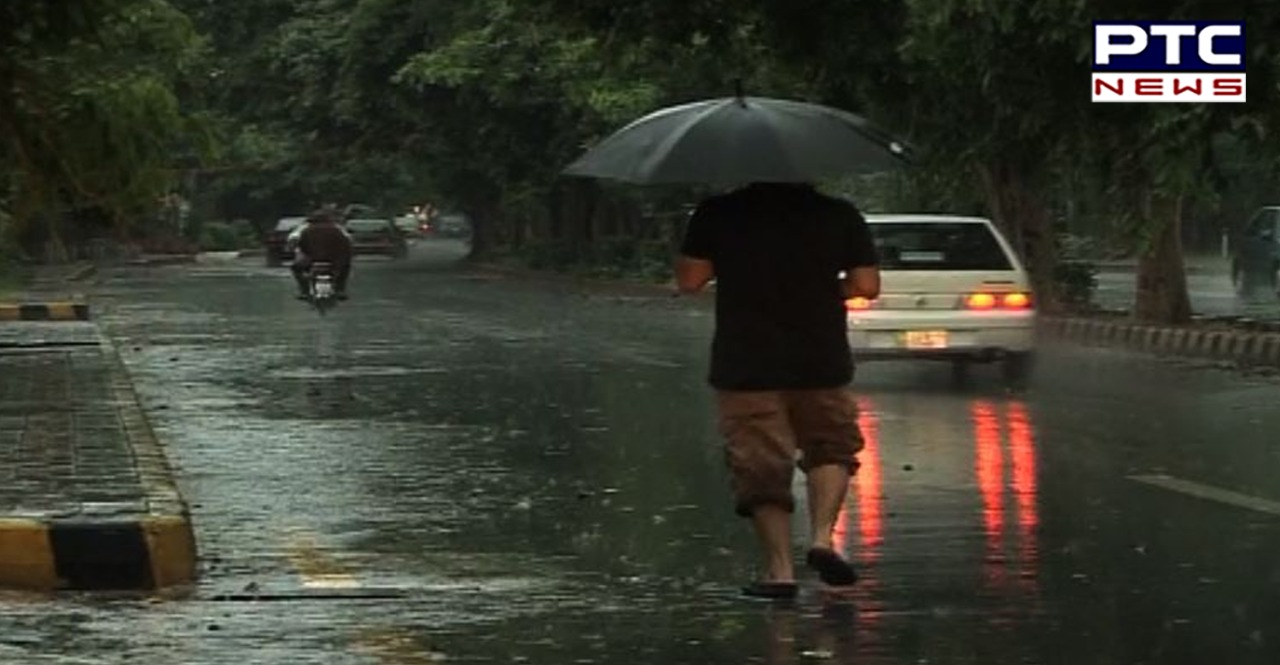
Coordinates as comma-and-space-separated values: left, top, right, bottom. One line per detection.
1039, 314, 1280, 368
0, 322, 196, 592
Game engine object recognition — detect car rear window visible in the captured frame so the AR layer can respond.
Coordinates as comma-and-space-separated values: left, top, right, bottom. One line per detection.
869, 222, 1014, 271
274, 218, 305, 232
346, 219, 390, 232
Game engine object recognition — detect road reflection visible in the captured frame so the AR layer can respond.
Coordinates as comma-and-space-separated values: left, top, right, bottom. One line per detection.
759, 604, 861, 665
832, 395, 1041, 591
973, 398, 1040, 592
832, 397, 885, 567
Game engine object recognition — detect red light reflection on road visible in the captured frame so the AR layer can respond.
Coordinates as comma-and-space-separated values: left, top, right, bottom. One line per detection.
1007, 400, 1039, 592
832, 397, 883, 564
1007, 401, 1038, 535
972, 399, 1041, 593
972, 400, 1006, 586
972, 401, 1004, 538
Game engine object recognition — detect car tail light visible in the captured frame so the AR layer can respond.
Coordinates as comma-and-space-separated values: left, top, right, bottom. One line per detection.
1002, 292, 1032, 309
965, 293, 998, 310
846, 297, 875, 311
965, 292, 1032, 310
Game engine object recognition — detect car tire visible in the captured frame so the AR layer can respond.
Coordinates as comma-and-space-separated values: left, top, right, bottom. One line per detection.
1002, 352, 1035, 388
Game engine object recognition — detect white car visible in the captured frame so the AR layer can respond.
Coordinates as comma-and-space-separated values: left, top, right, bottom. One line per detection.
846, 214, 1036, 382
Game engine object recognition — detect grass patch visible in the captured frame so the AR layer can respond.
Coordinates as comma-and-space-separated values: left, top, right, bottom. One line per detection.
0, 267, 31, 300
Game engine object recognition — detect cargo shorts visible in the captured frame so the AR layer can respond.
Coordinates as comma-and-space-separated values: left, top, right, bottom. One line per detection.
715, 388, 864, 517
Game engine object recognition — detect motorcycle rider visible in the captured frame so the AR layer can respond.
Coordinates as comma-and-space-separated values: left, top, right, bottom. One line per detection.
290, 206, 354, 299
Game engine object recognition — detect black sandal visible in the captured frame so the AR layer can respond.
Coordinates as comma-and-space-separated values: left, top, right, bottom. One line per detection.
806, 548, 858, 587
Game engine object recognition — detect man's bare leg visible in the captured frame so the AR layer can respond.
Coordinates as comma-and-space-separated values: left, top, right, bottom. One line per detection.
806, 464, 851, 550
751, 504, 795, 582
804, 464, 858, 586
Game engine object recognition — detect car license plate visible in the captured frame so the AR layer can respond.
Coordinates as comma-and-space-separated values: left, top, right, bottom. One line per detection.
903, 330, 949, 349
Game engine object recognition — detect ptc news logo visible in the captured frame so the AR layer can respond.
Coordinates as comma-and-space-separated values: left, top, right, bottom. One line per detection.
1092, 21, 1246, 103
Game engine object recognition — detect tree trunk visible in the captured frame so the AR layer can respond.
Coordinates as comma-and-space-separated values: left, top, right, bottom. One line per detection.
548, 183, 564, 242
1133, 193, 1192, 324
464, 199, 500, 262
569, 179, 600, 258
978, 161, 1059, 312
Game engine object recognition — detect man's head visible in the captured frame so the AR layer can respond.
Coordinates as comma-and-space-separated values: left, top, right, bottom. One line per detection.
307, 206, 340, 224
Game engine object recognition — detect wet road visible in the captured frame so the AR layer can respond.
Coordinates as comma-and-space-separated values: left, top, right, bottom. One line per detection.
4, 239, 1280, 664
1094, 262, 1280, 320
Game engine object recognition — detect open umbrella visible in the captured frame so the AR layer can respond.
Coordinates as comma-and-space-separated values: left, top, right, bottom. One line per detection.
563, 94, 911, 185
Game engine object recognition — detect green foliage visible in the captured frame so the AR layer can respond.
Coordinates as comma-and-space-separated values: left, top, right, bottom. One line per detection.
2, 0, 211, 253
1054, 261, 1099, 310
523, 238, 673, 283
149, 0, 1280, 318
198, 220, 260, 251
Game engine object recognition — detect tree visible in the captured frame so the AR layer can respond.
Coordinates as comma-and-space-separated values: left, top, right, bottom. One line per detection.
1, 0, 209, 258
1081, 0, 1280, 323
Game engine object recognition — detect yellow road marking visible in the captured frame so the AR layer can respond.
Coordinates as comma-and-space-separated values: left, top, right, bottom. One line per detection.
284, 530, 360, 589
351, 629, 447, 664
1130, 474, 1280, 516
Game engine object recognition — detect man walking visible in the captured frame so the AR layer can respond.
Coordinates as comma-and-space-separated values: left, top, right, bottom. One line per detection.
676, 182, 880, 599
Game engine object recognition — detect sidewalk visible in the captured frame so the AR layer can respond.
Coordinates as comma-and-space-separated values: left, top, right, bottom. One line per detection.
1093, 253, 1229, 274
0, 277, 195, 592
0, 262, 95, 321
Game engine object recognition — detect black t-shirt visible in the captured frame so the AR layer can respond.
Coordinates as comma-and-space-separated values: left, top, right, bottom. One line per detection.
681, 183, 879, 390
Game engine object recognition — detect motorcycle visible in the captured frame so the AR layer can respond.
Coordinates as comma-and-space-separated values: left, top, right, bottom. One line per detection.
307, 262, 338, 315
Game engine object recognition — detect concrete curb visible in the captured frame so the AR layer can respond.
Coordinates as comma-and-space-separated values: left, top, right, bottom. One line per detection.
1040, 316, 1280, 368
0, 333, 196, 592
0, 515, 195, 592
128, 254, 198, 267
471, 262, 687, 299
65, 263, 99, 282
0, 302, 91, 321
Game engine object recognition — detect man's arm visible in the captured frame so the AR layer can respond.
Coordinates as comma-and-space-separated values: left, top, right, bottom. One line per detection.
675, 201, 716, 294
841, 267, 880, 299
675, 256, 715, 294
294, 227, 310, 258
840, 206, 881, 299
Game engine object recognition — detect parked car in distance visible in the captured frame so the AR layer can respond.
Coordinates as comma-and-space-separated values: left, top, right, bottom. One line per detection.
343, 203, 380, 221
345, 218, 409, 259
1230, 206, 1280, 296
846, 214, 1036, 384
265, 216, 307, 266
433, 212, 472, 239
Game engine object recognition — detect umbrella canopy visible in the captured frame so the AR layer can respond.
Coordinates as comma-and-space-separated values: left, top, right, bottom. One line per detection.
563, 95, 911, 185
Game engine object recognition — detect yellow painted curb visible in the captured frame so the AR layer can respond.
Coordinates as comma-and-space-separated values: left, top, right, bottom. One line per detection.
0, 302, 91, 321
142, 515, 197, 588
46, 302, 78, 321
0, 519, 60, 590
